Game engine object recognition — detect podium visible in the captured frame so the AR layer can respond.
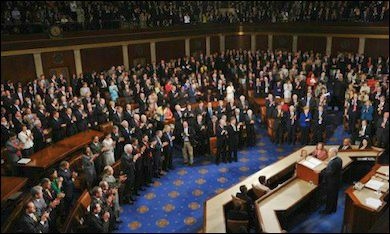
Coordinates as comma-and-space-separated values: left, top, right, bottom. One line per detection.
296, 156, 326, 185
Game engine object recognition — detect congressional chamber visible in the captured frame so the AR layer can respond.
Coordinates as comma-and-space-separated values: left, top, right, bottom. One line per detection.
1, 1, 389, 233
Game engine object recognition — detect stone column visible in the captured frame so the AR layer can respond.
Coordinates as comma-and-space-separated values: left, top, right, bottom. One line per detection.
185, 38, 190, 57
358, 37, 366, 55
150, 42, 156, 64
206, 36, 211, 56
292, 35, 298, 53
219, 34, 225, 52
268, 35, 273, 51
122, 44, 129, 69
73, 49, 83, 75
326, 36, 332, 56
33, 53, 43, 78
251, 34, 256, 52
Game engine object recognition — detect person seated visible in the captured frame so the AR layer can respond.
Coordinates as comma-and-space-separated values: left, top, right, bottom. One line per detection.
311, 142, 328, 161
339, 138, 352, 150
359, 138, 372, 150
255, 176, 271, 192
227, 202, 249, 221
299, 149, 308, 161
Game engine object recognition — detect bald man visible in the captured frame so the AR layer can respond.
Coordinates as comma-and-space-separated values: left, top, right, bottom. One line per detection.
320, 147, 342, 214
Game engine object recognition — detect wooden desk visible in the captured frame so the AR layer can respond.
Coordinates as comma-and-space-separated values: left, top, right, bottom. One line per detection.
18, 130, 104, 177
343, 164, 389, 233
256, 177, 317, 233
1, 177, 28, 202
203, 146, 383, 233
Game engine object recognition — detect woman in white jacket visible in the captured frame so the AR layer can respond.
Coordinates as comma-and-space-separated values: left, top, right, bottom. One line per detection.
283, 79, 293, 103
226, 82, 235, 103
102, 133, 115, 167
18, 124, 34, 157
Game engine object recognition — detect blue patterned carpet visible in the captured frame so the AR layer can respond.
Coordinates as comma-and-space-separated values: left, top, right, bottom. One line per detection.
115, 113, 351, 233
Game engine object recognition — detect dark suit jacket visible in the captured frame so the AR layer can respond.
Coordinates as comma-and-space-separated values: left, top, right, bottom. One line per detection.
18, 213, 49, 233
32, 126, 46, 152
226, 124, 239, 148
85, 213, 109, 233
323, 156, 342, 189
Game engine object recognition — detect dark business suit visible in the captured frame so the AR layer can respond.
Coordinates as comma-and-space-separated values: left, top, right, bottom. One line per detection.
121, 152, 135, 201
227, 124, 239, 162
272, 109, 285, 144
322, 156, 342, 213
32, 126, 46, 152
18, 213, 49, 233
85, 213, 109, 233
216, 125, 227, 164
58, 167, 74, 212
50, 117, 64, 143
162, 132, 174, 170
312, 110, 327, 144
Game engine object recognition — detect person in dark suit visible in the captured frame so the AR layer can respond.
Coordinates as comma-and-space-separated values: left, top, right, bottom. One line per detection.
50, 111, 65, 142
85, 202, 110, 233
273, 104, 285, 144
339, 138, 352, 150
312, 105, 327, 144
236, 185, 254, 215
227, 116, 240, 162
62, 107, 77, 137
32, 119, 46, 152
347, 93, 361, 134
95, 98, 109, 125
121, 144, 137, 204
58, 161, 77, 213
193, 114, 208, 156
375, 112, 389, 148
353, 120, 371, 144
244, 109, 256, 146
162, 124, 175, 171
18, 201, 50, 233
320, 147, 342, 214
151, 130, 163, 178
300, 92, 317, 113
265, 94, 276, 119
1, 117, 14, 147
286, 105, 298, 145
74, 104, 88, 132
216, 118, 228, 165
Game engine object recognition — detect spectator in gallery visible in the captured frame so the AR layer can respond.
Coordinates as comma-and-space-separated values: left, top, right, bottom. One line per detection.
18, 124, 34, 157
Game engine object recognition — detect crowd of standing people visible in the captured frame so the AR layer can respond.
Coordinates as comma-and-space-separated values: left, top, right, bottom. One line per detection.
2, 47, 389, 232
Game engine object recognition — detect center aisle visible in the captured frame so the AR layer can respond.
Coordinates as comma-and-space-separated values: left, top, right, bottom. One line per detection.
115, 120, 348, 233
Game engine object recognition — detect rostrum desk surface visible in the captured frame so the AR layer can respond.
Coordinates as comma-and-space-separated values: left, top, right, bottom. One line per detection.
203, 145, 383, 233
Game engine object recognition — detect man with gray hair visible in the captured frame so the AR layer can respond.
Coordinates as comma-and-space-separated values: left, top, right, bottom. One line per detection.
121, 144, 138, 204
320, 147, 342, 214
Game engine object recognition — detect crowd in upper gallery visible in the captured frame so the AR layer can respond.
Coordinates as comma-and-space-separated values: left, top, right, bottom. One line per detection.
1, 1, 389, 34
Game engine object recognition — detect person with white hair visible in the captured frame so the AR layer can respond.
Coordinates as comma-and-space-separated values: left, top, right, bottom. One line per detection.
320, 147, 342, 214
121, 144, 138, 204
245, 109, 256, 146
32, 119, 47, 152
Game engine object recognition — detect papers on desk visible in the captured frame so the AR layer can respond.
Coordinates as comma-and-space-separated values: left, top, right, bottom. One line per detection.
300, 156, 322, 169
377, 166, 389, 176
17, 158, 31, 164
364, 197, 383, 210
365, 179, 385, 191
